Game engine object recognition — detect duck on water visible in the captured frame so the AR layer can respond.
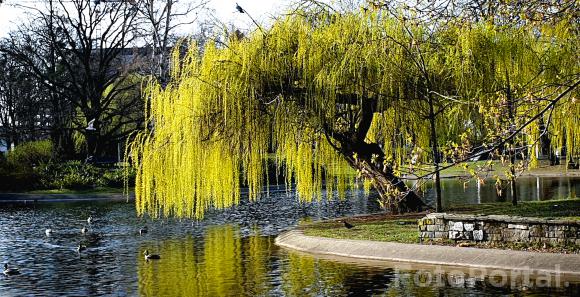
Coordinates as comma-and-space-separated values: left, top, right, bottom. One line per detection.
3, 263, 20, 276
143, 250, 160, 260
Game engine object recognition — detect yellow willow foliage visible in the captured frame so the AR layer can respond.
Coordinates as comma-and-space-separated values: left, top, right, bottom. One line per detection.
366, 107, 430, 167
537, 19, 580, 164
451, 19, 579, 165
527, 119, 540, 169
129, 10, 579, 219
130, 15, 371, 219
551, 99, 580, 163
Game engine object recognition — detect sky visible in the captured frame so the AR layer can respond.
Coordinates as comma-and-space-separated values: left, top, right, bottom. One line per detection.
209, 0, 289, 28
0, 0, 290, 37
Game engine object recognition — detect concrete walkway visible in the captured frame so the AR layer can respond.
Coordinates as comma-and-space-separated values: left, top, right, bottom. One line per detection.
0, 192, 134, 203
276, 229, 580, 277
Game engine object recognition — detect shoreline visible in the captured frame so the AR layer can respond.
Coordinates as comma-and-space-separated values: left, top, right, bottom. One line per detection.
275, 229, 580, 278
0, 170, 577, 199
0, 192, 135, 203
422, 168, 580, 179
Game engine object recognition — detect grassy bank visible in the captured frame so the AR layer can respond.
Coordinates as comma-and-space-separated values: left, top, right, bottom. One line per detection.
301, 199, 580, 252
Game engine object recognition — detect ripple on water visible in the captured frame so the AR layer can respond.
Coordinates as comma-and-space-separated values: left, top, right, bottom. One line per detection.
1, 181, 579, 296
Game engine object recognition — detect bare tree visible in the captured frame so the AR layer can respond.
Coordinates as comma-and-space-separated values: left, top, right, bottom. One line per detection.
365, 0, 578, 26
134, 0, 209, 83
1, 0, 144, 158
0, 54, 43, 149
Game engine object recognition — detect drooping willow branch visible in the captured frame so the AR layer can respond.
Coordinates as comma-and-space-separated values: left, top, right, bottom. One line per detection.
414, 79, 580, 180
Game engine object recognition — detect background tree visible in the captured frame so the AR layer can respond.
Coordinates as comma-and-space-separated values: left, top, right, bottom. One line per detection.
0, 52, 51, 149
1, 0, 144, 158
134, 0, 209, 84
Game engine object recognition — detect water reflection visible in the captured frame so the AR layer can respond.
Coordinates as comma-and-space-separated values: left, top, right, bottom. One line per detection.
421, 176, 579, 207
282, 253, 397, 296
0, 178, 578, 296
282, 251, 580, 296
135, 224, 402, 297
137, 226, 274, 297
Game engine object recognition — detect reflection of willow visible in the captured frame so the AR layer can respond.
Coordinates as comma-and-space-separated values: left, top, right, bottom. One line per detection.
282, 255, 510, 296
282, 253, 396, 296
138, 225, 272, 296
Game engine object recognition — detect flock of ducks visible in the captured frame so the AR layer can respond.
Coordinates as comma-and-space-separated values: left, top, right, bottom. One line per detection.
3, 216, 160, 277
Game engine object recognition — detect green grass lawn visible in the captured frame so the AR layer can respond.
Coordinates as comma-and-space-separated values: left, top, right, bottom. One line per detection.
302, 218, 422, 243
302, 198, 580, 245
431, 160, 577, 178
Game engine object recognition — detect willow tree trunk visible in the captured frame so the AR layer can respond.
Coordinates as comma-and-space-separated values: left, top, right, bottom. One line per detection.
322, 94, 429, 213
427, 92, 443, 212
339, 141, 429, 213
322, 89, 431, 213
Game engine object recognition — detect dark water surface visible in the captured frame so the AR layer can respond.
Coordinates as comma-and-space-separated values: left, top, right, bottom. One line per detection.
0, 177, 579, 296
422, 176, 580, 207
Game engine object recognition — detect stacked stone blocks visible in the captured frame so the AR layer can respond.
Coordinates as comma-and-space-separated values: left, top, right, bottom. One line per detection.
418, 213, 580, 245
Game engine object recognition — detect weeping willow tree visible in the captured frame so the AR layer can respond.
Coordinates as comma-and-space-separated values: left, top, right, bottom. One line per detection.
129, 7, 579, 219
450, 16, 579, 205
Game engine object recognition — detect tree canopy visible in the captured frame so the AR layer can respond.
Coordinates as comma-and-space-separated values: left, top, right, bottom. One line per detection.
129, 8, 579, 219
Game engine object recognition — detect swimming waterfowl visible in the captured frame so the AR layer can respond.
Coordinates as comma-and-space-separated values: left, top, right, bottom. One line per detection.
77, 243, 87, 252
81, 227, 88, 234
45, 229, 53, 236
87, 216, 93, 224
139, 227, 148, 235
143, 250, 160, 260
3, 263, 20, 276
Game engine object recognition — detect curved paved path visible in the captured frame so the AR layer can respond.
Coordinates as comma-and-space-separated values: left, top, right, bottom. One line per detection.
276, 229, 580, 277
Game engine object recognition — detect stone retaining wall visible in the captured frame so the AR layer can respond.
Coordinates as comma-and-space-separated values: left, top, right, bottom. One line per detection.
418, 213, 580, 246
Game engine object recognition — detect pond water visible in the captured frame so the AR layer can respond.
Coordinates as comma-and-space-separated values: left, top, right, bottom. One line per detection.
0, 177, 579, 296
421, 176, 580, 207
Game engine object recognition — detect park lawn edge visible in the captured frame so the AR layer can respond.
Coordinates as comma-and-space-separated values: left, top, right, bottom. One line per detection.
301, 198, 580, 253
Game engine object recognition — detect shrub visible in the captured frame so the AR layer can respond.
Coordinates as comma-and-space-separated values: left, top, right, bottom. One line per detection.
58, 171, 96, 190
98, 169, 124, 187
7, 140, 53, 171
37, 161, 100, 190
0, 141, 52, 191
0, 171, 40, 191
97, 167, 136, 188
0, 150, 137, 191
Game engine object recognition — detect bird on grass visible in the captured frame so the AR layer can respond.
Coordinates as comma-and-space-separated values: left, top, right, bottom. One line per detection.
341, 220, 355, 229
3, 263, 20, 276
143, 250, 160, 260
